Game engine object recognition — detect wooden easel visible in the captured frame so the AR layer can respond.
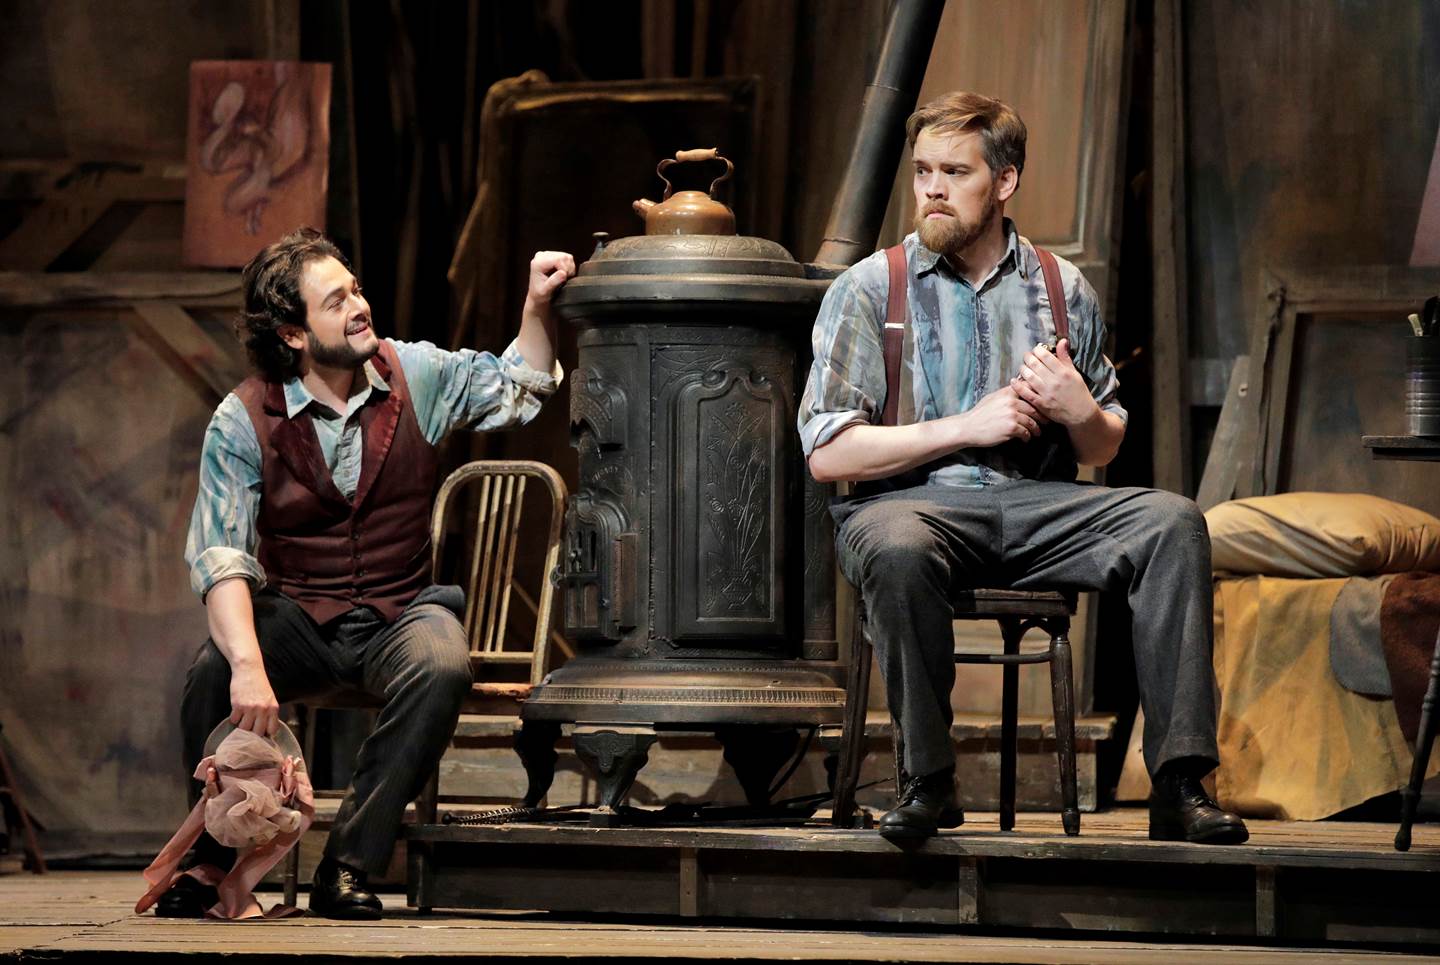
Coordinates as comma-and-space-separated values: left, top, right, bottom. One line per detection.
0, 722, 46, 874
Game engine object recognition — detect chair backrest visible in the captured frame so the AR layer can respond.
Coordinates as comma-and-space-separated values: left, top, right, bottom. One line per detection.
430, 460, 567, 687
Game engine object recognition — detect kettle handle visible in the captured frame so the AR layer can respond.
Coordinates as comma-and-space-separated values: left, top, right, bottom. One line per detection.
656, 148, 734, 201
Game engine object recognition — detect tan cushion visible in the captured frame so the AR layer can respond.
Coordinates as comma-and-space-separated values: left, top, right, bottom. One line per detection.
1205, 493, 1440, 578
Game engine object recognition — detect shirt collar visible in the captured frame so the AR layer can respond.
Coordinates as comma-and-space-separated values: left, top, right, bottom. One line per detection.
911, 217, 1027, 282
281, 358, 390, 419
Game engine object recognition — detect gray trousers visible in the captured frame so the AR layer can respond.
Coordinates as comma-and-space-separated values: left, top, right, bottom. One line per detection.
834, 480, 1220, 781
181, 586, 472, 876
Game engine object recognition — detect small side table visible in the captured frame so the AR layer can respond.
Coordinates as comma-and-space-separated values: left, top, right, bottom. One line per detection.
1362, 435, 1440, 851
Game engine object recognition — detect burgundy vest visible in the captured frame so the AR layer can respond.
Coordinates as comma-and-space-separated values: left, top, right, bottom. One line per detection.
235, 341, 439, 624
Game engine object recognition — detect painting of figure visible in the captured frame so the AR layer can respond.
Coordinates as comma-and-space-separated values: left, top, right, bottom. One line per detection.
182, 60, 331, 267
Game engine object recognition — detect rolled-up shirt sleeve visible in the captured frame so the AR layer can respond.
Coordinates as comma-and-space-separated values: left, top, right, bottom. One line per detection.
1068, 274, 1128, 425
798, 256, 889, 457
393, 338, 563, 443
184, 394, 266, 600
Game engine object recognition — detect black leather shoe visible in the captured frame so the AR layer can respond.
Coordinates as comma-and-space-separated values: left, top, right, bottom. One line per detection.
309, 857, 383, 920
878, 768, 965, 842
154, 874, 218, 918
1149, 771, 1249, 844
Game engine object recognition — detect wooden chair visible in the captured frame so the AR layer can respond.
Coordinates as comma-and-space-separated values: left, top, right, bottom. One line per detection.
1395, 625, 1440, 851
430, 460, 567, 703
831, 588, 1080, 836
283, 460, 567, 905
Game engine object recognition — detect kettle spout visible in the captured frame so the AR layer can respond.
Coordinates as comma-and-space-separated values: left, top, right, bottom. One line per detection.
632, 198, 656, 220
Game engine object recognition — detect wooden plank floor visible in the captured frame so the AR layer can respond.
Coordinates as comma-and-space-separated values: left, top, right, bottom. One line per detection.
1, 871, 1436, 964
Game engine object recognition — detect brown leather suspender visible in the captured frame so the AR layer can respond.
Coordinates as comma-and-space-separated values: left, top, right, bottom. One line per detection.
880, 244, 909, 427
1034, 245, 1070, 345
879, 243, 1067, 427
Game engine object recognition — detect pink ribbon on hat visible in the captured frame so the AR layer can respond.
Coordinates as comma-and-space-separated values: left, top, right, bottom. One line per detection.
136, 729, 315, 920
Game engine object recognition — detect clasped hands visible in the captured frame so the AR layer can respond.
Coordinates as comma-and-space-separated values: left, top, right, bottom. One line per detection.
966, 338, 1096, 447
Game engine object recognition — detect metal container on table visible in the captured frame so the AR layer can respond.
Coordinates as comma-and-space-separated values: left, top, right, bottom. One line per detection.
1407, 336, 1440, 436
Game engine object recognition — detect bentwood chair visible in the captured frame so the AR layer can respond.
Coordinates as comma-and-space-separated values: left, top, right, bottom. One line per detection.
283, 460, 568, 906
831, 587, 1080, 836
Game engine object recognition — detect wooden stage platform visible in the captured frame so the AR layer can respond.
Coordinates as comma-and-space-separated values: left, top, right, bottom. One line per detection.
405, 808, 1440, 947
4, 810, 1438, 962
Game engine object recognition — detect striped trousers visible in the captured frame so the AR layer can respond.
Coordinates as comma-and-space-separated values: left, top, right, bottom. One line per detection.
180, 586, 472, 876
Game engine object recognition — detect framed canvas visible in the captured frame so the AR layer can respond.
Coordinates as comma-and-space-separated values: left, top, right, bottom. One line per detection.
182, 60, 331, 268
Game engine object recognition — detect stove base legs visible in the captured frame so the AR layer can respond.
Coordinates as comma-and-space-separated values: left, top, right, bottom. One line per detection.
716, 725, 802, 806
572, 724, 658, 825
514, 720, 562, 808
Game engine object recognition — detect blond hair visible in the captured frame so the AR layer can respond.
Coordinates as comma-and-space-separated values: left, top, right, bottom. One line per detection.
905, 91, 1027, 177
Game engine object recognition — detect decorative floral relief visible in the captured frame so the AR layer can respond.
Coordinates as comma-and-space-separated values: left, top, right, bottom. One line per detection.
700, 398, 770, 616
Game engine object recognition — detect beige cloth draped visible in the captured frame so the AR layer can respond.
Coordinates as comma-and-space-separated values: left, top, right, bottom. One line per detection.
1212, 575, 1440, 820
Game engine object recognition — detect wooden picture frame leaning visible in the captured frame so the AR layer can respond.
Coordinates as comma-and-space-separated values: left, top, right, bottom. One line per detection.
1222, 265, 1440, 513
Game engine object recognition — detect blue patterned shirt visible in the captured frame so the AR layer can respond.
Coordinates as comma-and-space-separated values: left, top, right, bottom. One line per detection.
798, 221, 1126, 488
184, 338, 561, 599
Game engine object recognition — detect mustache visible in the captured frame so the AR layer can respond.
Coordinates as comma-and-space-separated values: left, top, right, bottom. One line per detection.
921, 202, 957, 218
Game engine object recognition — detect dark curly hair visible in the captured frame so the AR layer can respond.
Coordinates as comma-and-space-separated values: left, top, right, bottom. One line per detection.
237, 227, 351, 382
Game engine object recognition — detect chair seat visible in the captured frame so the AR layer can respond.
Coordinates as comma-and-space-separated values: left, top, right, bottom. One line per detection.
953, 588, 1076, 619
472, 682, 531, 699
301, 692, 384, 712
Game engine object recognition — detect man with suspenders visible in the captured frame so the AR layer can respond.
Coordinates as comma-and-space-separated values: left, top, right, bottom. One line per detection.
799, 92, 1247, 845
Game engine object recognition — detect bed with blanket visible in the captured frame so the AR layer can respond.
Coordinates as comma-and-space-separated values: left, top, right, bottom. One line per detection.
1203, 493, 1440, 820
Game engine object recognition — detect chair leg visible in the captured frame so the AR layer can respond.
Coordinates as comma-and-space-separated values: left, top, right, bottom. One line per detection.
998, 619, 1021, 832
416, 768, 439, 825
0, 730, 45, 874
1396, 628, 1440, 851
1048, 622, 1080, 836
831, 604, 873, 828
284, 704, 308, 908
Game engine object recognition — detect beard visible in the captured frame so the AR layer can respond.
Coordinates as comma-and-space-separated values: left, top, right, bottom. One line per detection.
914, 184, 1000, 256
305, 326, 379, 370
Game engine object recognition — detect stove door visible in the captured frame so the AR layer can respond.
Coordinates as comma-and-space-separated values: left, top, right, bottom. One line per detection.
652, 343, 795, 649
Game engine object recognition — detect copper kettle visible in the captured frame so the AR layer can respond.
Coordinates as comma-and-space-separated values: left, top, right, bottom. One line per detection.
632, 148, 736, 236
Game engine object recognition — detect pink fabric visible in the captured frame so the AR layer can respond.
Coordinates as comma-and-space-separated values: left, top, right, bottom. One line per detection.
136, 729, 315, 920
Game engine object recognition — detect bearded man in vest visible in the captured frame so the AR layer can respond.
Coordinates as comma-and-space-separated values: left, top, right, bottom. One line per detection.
161, 228, 574, 919
799, 92, 1248, 845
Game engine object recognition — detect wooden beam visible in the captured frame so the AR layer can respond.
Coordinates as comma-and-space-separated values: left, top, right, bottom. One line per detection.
0, 272, 240, 309
957, 856, 980, 925
0, 160, 185, 200
126, 302, 248, 409
0, 163, 186, 271
678, 846, 700, 917
1150, 0, 1193, 496
1255, 865, 1280, 938
640, 0, 677, 78
258, 0, 302, 61
1194, 355, 1251, 511
1231, 284, 1283, 499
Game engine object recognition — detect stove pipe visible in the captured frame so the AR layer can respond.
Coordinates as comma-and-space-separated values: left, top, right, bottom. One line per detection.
812, 0, 947, 269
